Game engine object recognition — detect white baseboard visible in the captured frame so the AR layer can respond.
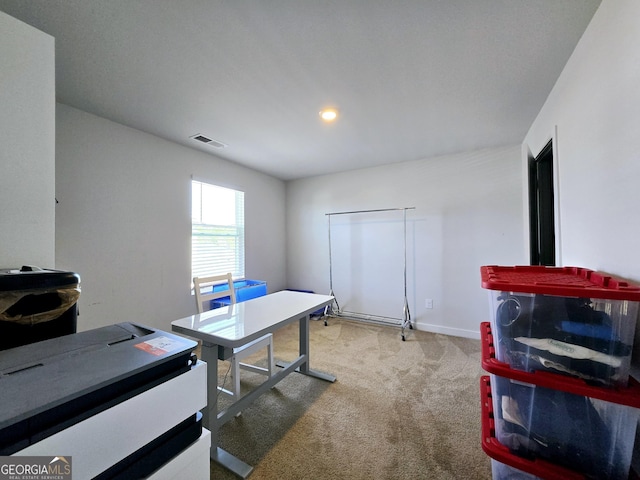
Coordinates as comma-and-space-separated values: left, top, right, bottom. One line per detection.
412, 321, 480, 340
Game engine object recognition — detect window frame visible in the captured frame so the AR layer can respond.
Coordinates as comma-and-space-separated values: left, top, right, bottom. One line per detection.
191, 179, 245, 283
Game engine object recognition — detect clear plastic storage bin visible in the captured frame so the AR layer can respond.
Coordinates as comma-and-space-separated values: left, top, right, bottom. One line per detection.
481, 266, 640, 387
491, 460, 541, 480
481, 375, 638, 480
489, 374, 638, 480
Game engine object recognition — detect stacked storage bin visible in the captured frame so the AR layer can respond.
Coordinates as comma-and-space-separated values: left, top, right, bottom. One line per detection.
479, 266, 640, 480
208, 279, 267, 309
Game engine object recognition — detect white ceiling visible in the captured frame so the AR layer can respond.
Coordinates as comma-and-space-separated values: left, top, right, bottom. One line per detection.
0, 0, 601, 180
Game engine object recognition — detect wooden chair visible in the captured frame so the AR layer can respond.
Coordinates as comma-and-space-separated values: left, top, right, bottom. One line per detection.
193, 274, 274, 410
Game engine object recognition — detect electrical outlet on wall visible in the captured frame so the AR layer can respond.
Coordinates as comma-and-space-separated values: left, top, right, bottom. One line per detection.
425, 299, 433, 309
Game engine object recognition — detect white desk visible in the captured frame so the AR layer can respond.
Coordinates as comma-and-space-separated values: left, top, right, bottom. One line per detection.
171, 290, 336, 478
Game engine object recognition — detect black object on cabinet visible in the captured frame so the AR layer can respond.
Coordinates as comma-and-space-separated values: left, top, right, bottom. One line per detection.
0, 266, 80, 350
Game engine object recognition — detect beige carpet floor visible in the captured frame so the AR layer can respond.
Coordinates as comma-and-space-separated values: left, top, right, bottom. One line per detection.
206, 317, 492, 480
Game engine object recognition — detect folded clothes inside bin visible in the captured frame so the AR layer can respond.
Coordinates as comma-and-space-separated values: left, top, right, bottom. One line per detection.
481, 375, 586, 480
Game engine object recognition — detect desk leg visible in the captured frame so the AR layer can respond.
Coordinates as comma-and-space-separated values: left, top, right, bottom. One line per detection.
298, 314, 336, 383
200, 342, 254, 478
198, 343, 217, 439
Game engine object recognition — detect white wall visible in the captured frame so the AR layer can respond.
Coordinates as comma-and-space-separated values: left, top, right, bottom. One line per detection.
523, 0, 640, 374
0, 11, 55, 268
524, 0, 640, 281
56, 104, 286, 332
286, 145, 526, 339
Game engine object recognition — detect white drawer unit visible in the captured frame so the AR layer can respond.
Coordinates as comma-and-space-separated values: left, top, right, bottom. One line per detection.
2, 323, 210, 479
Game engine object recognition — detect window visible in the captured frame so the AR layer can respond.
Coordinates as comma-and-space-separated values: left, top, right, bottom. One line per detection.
191, 180, 245, 281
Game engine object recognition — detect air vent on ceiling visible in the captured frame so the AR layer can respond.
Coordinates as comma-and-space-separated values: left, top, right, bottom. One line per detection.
190, 134, 227, 149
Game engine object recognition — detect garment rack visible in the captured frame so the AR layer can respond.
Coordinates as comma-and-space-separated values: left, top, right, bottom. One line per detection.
324, 207, 414, 340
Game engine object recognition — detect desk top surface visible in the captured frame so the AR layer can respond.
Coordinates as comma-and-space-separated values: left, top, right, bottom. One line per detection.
171, 290, 333, 347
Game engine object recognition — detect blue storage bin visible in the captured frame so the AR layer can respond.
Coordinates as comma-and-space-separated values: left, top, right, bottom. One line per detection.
209, 279, 267, 308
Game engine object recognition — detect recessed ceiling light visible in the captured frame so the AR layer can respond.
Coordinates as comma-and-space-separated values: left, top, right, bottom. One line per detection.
319, 108, 339, 122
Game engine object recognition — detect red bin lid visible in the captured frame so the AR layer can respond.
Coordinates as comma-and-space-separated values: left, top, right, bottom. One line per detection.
480, 265, 640, 300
